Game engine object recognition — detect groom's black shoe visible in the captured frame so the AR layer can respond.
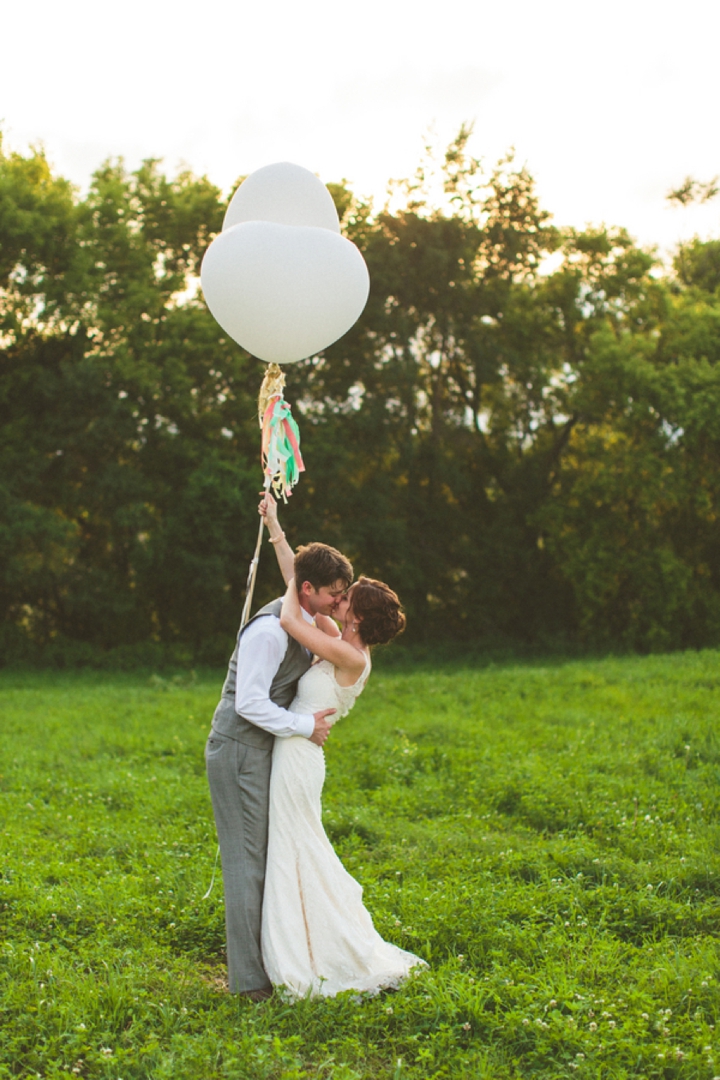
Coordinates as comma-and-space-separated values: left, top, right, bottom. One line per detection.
239, 987, 273, 1002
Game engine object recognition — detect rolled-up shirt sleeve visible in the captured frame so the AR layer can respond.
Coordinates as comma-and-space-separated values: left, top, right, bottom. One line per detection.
234, 617, 315, 739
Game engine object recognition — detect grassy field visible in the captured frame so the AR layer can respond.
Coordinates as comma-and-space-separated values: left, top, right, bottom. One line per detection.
1, 650, 719, 1079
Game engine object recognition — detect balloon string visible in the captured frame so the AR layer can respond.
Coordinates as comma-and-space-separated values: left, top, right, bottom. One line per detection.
258, 363, 286, 424
202, 845, 221, 900
240, 473, 271, 630
206, 364, 303, 904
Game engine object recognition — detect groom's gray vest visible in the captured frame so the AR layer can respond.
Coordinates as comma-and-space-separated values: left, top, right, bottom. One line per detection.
211, 598, 312, 748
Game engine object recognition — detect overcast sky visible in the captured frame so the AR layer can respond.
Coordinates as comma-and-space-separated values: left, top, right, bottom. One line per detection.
2, 0, 718, 256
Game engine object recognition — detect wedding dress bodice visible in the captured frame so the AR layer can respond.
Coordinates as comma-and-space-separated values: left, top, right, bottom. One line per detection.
290, 656, 370, 724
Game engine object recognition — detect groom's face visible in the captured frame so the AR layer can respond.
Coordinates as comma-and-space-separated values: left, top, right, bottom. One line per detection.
301, 579, 348, 617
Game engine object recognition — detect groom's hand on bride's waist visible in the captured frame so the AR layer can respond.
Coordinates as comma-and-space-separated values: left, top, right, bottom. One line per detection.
309, 709, 336, 747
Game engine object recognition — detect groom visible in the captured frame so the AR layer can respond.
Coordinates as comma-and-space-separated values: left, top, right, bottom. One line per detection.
205, 540, 354, 998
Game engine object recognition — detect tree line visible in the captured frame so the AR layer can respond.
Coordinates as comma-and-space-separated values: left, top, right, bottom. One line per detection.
2, 129, 720, 664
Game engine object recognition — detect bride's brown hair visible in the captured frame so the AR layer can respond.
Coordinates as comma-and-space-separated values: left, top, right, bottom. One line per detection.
351, 577, 406, 646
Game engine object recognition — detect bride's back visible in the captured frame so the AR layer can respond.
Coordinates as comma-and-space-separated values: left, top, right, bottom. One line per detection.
290, 657, 371, 726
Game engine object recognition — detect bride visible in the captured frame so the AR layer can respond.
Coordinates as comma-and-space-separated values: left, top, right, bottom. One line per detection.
259, 495, 426, 998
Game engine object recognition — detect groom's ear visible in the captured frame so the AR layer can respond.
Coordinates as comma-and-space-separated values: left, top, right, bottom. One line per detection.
298, 580, 314, 597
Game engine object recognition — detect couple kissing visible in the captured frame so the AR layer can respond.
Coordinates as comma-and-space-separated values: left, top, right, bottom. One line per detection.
205, 493, 426, 1000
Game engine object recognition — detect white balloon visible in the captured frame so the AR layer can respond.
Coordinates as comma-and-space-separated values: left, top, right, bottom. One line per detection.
201, 221, 369, 364
223, 162, 340, 233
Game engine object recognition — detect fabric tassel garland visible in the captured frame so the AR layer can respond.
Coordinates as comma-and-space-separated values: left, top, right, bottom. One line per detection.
258, 364, 305, 501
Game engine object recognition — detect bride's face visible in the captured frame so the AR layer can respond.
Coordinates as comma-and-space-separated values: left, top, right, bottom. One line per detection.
334, 588, 353, 627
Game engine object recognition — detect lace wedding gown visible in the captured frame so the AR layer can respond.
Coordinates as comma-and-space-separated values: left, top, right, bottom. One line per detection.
261, 656, 426, 998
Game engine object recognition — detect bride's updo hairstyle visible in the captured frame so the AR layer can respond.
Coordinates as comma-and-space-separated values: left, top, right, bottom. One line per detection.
351, 577, 406, 646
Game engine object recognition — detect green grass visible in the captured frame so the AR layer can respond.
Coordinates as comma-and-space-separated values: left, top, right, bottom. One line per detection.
1, 650, 719, 1079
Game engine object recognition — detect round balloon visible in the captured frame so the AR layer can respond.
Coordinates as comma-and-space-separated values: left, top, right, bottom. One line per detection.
201, 221, 369, 364
223, 163, 341, 233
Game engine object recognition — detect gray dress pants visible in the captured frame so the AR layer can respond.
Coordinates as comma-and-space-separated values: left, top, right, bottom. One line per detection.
205, 731, 273, 993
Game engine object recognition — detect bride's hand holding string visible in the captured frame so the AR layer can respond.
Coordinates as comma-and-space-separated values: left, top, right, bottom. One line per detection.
259, 489, 279, 529
259, 492, 294, 584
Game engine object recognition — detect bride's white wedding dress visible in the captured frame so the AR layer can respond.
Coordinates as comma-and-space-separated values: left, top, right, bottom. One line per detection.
261, 656, 426, 998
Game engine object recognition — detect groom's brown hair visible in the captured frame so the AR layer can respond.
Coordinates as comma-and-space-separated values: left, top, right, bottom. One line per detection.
294, 543, 353, 591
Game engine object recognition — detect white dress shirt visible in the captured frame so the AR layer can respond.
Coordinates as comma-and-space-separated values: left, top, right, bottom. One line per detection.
234, 609, 315, 739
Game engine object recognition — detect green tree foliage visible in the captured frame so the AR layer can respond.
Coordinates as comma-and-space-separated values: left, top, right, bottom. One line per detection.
2, 131, 720, 660
674, 237, 720, 293
666, 174, 719, 206
0, 141, 263, 659
537, 259, 720, 649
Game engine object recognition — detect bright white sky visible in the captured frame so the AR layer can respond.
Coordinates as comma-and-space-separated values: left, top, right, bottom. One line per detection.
2, 0, 719, 257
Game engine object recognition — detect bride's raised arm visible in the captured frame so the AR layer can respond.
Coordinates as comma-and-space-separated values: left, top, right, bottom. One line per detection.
260, 493, 342, 641
259, 492, 295, 584
281, 579, 365, 679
